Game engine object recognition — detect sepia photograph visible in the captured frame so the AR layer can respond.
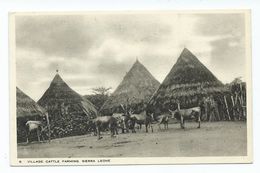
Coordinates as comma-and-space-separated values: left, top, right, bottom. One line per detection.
9, 10, 252, 165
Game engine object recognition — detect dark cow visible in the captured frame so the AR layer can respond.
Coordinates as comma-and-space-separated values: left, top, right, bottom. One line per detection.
94, 116, 118, 140
129, 111, 154, 133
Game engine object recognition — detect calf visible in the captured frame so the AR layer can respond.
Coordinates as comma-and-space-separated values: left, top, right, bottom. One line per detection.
169, 107, 201, 129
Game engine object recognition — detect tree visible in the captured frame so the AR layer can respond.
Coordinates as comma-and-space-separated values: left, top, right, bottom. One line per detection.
91, 87, 112, 96
84, 87, 112, 110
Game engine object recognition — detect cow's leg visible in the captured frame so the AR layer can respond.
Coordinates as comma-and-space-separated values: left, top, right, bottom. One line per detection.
131, 121, 136, 133
40, 128, 45, 142
158, 123, 161, 130
125, 120, 129, 133
116, 128, 118, 135
94, 128, 97, 136
41, 133, 45, 142
26, 131, 30, 144
145, 123, 148, 133
37, 129, 40, 142
97, 127, 102, 140
126, 126, 129, 133
197, 112, 201, 128
181, 116, 184, 129
150, 123, 153, 133
110, 129, 113, 137
115, 126, 118, 136
110, 127, 114, 137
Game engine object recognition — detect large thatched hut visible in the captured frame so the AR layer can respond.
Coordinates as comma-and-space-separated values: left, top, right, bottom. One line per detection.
148, 48, 230, 120
101, 59, 160, 114
16, 87, 46, 143
38, 72, 97, 138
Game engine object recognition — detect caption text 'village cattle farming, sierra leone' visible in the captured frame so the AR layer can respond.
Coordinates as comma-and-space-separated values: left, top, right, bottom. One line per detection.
15, 13, 248, 158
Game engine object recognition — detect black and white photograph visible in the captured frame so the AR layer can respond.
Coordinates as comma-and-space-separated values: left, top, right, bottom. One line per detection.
9, 10, 252, 165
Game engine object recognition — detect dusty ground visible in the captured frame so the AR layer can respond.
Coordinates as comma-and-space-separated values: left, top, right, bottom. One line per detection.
17, 121, 247, 158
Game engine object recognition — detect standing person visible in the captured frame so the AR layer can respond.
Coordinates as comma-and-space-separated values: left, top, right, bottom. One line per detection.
209, 96, 220, 121
199, 97, 207, 121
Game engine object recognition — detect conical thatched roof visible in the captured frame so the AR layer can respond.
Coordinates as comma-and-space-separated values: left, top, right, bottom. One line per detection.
37, 73, 97, 138
38, 73, 97, 119
149, 48, 228, 111
162, 48, 222, 86
101, 59, 160, 113
16, 87, 46, 118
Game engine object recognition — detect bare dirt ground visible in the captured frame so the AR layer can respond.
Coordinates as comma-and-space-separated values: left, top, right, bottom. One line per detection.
17, 121, 247, 158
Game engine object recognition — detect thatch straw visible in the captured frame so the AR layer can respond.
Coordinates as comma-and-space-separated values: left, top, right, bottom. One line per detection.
101, 59, 160, 113
16, 87, 45, 118
148, 48, 230, 112
37, 73, 97, 138
16, 87, 46, 143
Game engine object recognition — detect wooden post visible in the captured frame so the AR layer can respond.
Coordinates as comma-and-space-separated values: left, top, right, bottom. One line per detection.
235, 93, 241, 120
240, 83, 243, 105
231, 95, 236, 120
231, 95, 234, 106
238, 96, 245, 120
46, 112, 51, 143
224, 96, 231, 121
239, 83, 246, 118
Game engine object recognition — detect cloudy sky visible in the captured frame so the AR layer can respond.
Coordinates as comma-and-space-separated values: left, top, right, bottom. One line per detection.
15, 12, 247, 101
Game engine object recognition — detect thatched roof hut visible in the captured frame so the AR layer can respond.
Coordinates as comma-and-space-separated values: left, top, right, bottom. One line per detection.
148, 48, 229, 114
37, 73, 97, 138
16, 87, 46, 142
101, 59, 160, 114
17, 87, 46, 118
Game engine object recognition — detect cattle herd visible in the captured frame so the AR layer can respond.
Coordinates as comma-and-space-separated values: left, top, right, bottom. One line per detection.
24, 103, 203, 143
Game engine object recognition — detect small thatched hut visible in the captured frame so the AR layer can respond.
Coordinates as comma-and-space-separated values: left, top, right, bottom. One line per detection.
101, 59, 160, 114
148, 48, 230, 120
38, 72, 97, 138
16, 87, 46, 143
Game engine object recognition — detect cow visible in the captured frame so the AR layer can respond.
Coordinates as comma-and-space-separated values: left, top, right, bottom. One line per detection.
169, 106, 201, 129
112, 113, 134, 133
129, 111, 154, 133
112, 113, 126, 133
94, 116, 118, 140
156, 114, 170, 130
25, 120, 47, 143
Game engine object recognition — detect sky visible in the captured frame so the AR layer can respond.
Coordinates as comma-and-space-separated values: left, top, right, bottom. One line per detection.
15, 12, 247, 101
